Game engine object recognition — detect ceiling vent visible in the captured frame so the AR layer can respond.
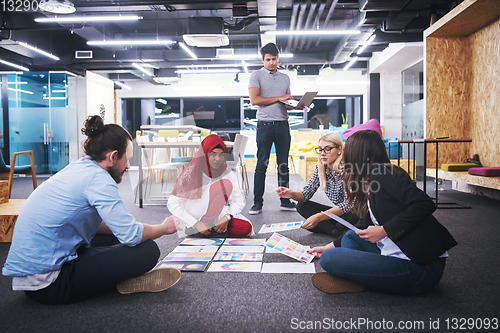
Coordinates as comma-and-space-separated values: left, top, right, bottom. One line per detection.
216, 48, 234, 57
153, 77, 181, 85
75, 50, 93, 59
183, 17, 229, 47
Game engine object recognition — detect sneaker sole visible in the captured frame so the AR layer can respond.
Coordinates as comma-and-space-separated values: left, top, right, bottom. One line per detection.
280, 207, 297, 211
248, 209, 262, 215
116, 267, 181, 295
311, 272, 365, 294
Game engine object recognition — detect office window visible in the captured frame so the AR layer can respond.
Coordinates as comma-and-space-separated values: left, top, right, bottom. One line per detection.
242, 98, 306, 130
183, 98, 241, 130
154, 98, 181, 124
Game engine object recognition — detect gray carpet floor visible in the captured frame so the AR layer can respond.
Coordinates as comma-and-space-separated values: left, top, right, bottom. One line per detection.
1, 172, 499, 333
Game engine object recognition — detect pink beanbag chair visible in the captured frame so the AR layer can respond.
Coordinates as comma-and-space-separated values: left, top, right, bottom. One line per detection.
468, 167, 500, 177
343, 119, 383, 139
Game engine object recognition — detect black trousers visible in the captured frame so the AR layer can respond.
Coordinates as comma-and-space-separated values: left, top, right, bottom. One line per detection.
296, 200, 359, 238
25, 235, 160, 305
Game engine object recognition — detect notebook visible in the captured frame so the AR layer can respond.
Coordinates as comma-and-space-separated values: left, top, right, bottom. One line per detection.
280, 91, 318, 108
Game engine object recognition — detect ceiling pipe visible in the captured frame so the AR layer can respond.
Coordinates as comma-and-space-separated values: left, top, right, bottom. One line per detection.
315, 0, 339, 47
306, 0, 326, 50
298, 0, 318, 50
257, 0, 278, 46
291, 1, 309, 51
286, 3, 300, 52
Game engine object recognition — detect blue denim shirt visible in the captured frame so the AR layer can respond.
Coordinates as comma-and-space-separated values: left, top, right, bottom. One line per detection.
2, 156, 144, 277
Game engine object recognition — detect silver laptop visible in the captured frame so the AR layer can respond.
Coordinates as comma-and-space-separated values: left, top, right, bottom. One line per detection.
281, 91, 318, 108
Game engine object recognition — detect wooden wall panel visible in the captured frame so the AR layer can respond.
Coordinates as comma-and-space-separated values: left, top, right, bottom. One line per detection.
425, 37, 472, 168
470, 19, 500, 167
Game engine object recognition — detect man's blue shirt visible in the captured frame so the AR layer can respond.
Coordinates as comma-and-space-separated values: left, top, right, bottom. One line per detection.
2, 156, 144, 277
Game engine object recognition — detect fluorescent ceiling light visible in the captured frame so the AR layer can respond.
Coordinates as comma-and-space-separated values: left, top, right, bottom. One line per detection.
343, 57, 358, 71
178, 42, 198, 60
242, 60, 248, 74
357, 34, 376, 55
266, 30, 360, 36
175, 69, 240, 74
132, 63, 154, 76
176, 64, 246, 68
0, 59, 29, 71
0, 71, 23, 74
35, 15, 141, 23
8, 88, 33, 95
156, 98, 167, 104
52, 90, 66, 93
217, 53, 293, 60
38, 0, 75, 14
87, 39, 174, 47
114, 81, 131, 90
18, 42, 60, 61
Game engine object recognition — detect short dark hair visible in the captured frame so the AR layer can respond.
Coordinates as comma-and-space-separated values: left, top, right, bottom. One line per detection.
260, 43, 279, 59
81, 115, 132, 161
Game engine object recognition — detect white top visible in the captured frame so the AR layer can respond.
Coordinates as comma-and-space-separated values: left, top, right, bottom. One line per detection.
167, 169, 245, 229
368, 201, 448, 260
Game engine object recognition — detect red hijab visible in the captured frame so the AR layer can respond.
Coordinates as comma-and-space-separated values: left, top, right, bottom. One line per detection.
171, 134, 228, 199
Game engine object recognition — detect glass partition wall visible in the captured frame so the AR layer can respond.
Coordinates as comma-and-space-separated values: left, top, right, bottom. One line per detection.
1, 71, 77, 174
122, 95, 363, 135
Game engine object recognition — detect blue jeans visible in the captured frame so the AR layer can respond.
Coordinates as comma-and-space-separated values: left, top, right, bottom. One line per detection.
253, 121, 291, 204
320, 230, 446, 295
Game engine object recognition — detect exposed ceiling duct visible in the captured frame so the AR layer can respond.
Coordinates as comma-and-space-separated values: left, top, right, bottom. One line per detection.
257, 0, 278, 46
0, 0, 458, 78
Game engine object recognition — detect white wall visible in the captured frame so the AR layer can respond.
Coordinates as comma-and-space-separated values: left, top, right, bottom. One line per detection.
85, 71, 115, 124
380, 71, 403, 139
369, 42, 424, 139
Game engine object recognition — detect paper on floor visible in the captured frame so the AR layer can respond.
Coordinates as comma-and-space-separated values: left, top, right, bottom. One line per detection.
261, 262, 316, 274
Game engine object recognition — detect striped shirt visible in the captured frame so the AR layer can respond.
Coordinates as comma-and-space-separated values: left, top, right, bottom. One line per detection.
301, 164, 349, 214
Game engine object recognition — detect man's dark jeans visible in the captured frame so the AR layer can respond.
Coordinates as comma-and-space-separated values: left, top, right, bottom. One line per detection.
253, 121, 291, 205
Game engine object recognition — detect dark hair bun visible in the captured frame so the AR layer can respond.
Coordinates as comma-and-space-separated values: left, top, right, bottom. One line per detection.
81, 115, 104, 137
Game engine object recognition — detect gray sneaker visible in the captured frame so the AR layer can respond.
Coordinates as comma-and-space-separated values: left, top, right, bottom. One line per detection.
116, 267, 181, 294
249, 203, 263, 215
280, 201, 297, 211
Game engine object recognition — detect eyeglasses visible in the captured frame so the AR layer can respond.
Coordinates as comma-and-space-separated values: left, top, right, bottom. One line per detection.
315, 146, 339, 154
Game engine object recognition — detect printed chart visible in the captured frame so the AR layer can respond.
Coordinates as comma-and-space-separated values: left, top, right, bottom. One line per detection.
265, 233, 315, 264
223, 238, 267, 246
258, 221, 303, 234
172, 245, 220, 253
207, 261, 262, 272
180, 238, 224, 246
163, 252, 216, 262
213, 252, 263, 261
157, 261, 209, 272
219, 245, 265, 253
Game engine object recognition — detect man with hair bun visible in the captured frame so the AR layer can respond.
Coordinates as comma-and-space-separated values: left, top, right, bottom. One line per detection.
2, 115, 181, 305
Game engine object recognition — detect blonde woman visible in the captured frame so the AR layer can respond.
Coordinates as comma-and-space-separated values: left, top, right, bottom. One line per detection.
276, 132, 357, 244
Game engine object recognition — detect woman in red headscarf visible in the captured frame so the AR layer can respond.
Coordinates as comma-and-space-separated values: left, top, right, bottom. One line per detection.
167, 134, 253, 237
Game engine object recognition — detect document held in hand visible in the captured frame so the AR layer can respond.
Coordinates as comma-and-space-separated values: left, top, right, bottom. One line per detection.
322, 211, 360, 232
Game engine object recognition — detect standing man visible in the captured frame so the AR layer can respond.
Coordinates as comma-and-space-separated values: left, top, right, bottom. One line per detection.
248, 42, 298, 215
3, 115, 181, 305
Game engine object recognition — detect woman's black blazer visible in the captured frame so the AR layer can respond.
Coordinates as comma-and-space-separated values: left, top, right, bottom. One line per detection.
356, 164, 457, 265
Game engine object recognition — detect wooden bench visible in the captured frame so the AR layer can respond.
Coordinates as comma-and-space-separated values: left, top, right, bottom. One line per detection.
0, 199, 26, 242
426, 169, 500, 191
